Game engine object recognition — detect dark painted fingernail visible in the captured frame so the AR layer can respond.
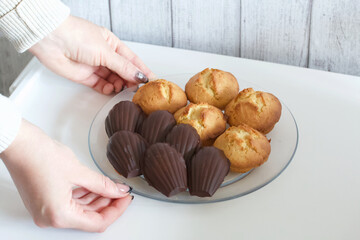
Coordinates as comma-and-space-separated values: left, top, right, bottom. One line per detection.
135, 72, 149, 83
131, 195, 135, 200
127, 186, 133, 193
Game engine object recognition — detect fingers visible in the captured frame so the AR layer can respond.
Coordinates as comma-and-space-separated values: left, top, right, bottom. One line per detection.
94, 67, 125, 93
73, 189, 116, 212
72, 65, 124, 94
74, 192, 101, 205
94, 67, 111, 79
45, 56, 116, 95
107, 73, 125, 92
81, 197, 112, 212
82, 74, 115, 95
73, 189, 122, 212
72, 187, 90, 199
73, 165, 131, 198
97, 196, 132, 228
122, 52, 157, 81
69, 195, 133, 232
44, 55, 123, 95
108, 34, 156, 80
103, 50, 149, 84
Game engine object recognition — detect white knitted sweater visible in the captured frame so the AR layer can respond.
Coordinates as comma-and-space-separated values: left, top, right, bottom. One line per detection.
0, 0, 70, 153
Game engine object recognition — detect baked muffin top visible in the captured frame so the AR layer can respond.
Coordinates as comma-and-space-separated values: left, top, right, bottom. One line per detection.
185, 68, 239, 109
214, 124, 271, 173
174, 103, 226, 142
133, 79, 187, 115
225, 88, 282, 134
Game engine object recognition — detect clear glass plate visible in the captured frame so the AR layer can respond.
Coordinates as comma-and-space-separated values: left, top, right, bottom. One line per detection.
88, 73, 298, 204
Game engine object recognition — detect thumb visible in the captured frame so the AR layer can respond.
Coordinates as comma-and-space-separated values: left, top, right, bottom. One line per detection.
73, 165, 131, 198
102, 49, 149, 84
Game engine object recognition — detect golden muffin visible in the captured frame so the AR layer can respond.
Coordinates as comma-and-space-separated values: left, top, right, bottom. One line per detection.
185, 68, 239, 109
132, 79, 187, 115
225, 88, 282, 134
214, 124, 271, 173
174, 103, 226, 143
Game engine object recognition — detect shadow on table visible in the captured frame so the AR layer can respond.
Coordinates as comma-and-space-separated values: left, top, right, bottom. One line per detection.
0, 179, 31, 221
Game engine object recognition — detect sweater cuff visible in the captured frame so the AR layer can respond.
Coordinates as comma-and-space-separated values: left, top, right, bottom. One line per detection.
0, 0, 70, 53
0, 95, 22, 154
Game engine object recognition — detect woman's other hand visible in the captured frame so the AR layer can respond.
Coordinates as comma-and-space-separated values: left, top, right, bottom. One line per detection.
30, 16, 156, 95
0, 120, 133, 232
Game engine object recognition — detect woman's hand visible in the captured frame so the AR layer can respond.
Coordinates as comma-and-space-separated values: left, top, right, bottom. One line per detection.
30, 16, 156, 95
0, 120, 133, 232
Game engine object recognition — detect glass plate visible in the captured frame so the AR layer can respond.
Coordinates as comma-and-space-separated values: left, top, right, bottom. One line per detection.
88, 73, 298, 204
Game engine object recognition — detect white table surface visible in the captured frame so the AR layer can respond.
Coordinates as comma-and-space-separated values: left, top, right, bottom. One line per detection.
1, 41, 360, 240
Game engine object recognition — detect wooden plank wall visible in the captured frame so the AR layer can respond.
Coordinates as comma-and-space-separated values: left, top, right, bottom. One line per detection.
241, 0, 312, 67
172, 0, 241, 56
1, 0, 359, 96
61, 0, 111, 28
309, 0, 360, 76
110, 0, 172, 46
0, 38, 32, 96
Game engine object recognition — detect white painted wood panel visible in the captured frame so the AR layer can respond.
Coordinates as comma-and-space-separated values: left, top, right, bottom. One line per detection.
309, 0, 360, 76
172, 0, 241, 57
241, 0, 312, 67
110, 0, 172, 46
61, 0, 111, 28
0, 38, 32, 96
1, 0, 360, 93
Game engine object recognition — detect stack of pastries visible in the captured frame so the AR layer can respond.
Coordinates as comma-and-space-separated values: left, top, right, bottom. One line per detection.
104, 68, 282, 198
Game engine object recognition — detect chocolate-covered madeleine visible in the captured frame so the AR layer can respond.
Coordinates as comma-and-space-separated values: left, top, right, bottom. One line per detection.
142, 143, 187, 197
107, 130, 148, 178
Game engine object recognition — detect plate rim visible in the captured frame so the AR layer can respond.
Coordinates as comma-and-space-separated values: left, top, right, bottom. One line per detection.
88, 73, 299, 204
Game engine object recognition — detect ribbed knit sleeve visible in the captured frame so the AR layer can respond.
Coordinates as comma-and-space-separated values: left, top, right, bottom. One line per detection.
0, 0, 70, 53
0, 94, 21, 154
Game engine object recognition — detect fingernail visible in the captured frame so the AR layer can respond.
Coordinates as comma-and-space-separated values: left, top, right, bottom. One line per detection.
116, 183, 130, 193
127, 186, 133, 194
135, 72, 149, 83
131, 195, 135, 200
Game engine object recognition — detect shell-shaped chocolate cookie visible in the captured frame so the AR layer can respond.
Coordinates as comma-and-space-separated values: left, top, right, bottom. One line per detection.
107, 130, 148, 178
135, 111, 146, 133
143, 143, 187, 197
188, 147, 230, 197
165, 124, 200, 164
105, 101, 145, 137
140, 110, 176, 144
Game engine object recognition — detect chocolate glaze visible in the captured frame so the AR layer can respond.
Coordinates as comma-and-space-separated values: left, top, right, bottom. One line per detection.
105, 101, 145, 137
107, 130, 148, 178
188, 147, 230, 197
135, 111, 146, 133
165, 124, 200, 164
142, 143, 187, 197
140, 110, 176, 144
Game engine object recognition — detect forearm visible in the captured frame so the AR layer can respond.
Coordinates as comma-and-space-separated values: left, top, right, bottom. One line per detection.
0, 0, 70, 52
0, 94, 21, 155
0, 119, 46, 212
0, 119, 47, 167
